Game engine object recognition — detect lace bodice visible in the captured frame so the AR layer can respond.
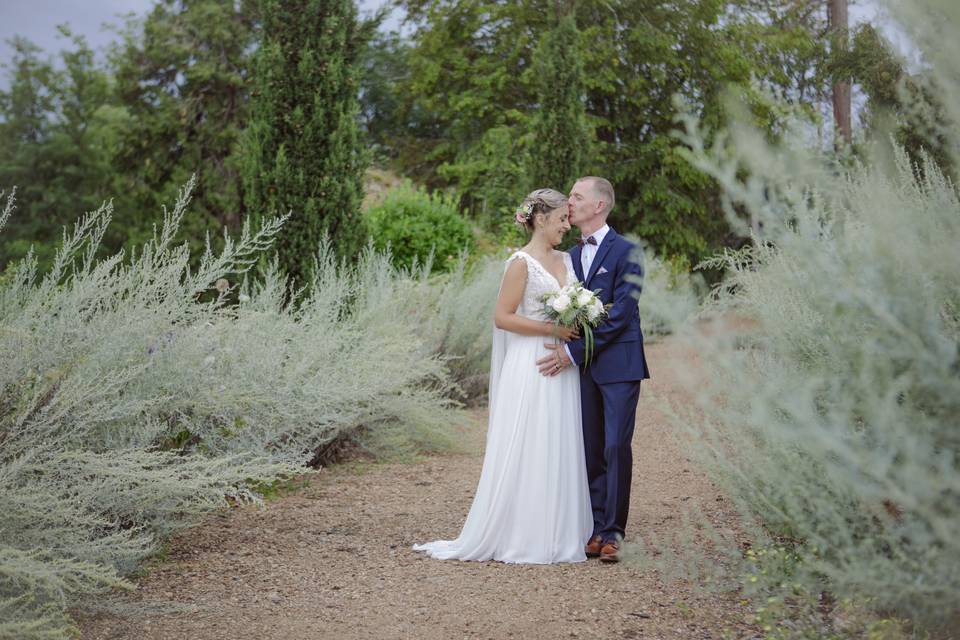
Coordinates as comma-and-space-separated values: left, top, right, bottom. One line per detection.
506, 251, 576, 321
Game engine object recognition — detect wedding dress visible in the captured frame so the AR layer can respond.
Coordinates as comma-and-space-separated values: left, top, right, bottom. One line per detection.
413, 251, 593, 564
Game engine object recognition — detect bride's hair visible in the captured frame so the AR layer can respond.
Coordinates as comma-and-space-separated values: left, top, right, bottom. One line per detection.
515, 188, 568, 231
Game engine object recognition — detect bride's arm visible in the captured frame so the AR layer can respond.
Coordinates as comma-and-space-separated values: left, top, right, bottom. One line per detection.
494, 259, 557, 337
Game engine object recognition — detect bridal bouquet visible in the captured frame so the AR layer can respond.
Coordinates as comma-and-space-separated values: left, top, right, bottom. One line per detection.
540, 282, 610, 366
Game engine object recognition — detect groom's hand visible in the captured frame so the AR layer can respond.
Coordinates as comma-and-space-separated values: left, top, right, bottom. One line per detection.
536, 343, 572, 377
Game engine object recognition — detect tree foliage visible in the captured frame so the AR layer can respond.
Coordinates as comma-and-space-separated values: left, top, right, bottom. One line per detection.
834, 23, 955, 180
0, 31, 119, 268
109, 0, 256, 251
0, 0, 929, 275
525, 12, 590, 193
358, 30, 410, 164
241, 0, 369, 284
389, 0, 826, 264
0, 1, 258, 271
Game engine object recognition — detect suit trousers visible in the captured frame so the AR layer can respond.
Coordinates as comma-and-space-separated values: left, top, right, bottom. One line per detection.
579, 373, 642, 541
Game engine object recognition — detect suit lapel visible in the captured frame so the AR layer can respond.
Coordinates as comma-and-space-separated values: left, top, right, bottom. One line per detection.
569, 244, 584, 283
586, 227, 617, 286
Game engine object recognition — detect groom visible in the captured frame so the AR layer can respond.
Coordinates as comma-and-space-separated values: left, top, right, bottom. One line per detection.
537, 176, 649, 563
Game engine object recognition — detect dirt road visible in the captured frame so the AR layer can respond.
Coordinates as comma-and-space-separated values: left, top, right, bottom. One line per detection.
78, 338, 751, 640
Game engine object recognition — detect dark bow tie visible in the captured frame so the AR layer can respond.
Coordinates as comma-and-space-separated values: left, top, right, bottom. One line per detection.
576, 236, 598, 247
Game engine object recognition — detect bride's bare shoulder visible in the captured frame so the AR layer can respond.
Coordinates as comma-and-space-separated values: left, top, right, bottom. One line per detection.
504, 253, 529, 276
498, 255, 529, 299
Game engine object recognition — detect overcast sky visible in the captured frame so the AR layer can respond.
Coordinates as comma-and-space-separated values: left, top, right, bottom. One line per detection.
0, 0, 396, 67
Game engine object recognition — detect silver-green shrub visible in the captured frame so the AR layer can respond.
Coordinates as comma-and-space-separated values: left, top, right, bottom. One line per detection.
630, 246, 700, 340
414, 254, 503, 399
674, 2, 960, 628
0, 177, 476, 637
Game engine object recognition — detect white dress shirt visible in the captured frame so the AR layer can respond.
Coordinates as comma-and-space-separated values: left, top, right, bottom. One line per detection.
579, 224, 610, 280
564, 224, 610, 366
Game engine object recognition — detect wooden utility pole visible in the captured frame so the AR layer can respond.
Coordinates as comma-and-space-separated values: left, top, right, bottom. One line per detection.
829, 0, 852, 146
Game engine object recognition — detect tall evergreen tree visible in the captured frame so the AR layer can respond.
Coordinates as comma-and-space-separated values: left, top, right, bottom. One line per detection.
241, 0, 368, 284
526, 13, 591, 193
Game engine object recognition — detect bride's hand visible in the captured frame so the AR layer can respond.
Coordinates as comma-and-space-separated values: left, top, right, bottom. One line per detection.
551, 323, 580, 342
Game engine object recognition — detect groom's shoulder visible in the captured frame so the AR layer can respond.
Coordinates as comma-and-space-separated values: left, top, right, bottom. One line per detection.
610, 231, 644, 268
609, 229, 636, 253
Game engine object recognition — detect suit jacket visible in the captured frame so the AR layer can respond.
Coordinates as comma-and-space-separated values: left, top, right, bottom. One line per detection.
568, 227, 650, 384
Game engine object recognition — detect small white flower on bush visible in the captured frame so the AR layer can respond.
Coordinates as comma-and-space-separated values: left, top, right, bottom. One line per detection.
238, 293, 250, 303
551, 293, 572, 312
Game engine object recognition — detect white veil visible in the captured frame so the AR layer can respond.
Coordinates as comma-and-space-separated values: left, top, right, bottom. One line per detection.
488, 324, 508, 415
487, 254, 519, 419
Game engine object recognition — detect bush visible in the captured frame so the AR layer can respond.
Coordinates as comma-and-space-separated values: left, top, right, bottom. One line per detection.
623, 239, 701, 340
0, 178, 475, 638
415, 255, 504, 399
365, 181, 475, 272
672, 18, 960, 628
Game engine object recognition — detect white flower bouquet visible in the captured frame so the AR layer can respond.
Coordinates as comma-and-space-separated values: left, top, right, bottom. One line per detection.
540, 281, 610, 366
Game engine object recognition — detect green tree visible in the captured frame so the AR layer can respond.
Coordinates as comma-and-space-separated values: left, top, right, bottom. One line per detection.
109, 0, 256, 253
396, 1, 544, 223
837, 24, 954, 180
526, 12, 591, 193
0, 30, 119, 269
390, 0, 825, 265
576, 0, 817, 263
241, 0, 369, 284
359, 29, 409, 164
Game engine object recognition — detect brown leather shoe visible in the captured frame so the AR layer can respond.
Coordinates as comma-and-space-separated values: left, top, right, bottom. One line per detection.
585, 535, 603, 558
599, 539, 621, 563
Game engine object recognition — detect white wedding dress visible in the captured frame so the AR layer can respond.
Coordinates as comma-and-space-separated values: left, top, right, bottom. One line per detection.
413, 251, 593, 564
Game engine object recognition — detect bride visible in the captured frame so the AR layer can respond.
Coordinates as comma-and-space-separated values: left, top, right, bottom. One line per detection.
413, 188, 593, 564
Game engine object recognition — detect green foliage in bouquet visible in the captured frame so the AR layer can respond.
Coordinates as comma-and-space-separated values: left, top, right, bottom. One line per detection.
365, 181, 476, 273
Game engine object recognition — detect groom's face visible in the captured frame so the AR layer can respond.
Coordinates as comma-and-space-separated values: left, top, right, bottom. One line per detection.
568, 180, 600, 228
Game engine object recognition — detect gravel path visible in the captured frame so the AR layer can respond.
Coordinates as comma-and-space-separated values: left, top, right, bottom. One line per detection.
78, 338, 752, 640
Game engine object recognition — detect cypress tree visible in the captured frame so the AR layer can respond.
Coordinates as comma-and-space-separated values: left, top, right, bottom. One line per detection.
242, 0, 367, 285
526, 13, 591, 193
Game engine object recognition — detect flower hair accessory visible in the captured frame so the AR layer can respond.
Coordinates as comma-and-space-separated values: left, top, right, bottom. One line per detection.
514, 201, 535, 226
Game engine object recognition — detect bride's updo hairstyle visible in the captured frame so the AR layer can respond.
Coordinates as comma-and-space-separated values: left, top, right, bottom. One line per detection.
514, 188, 568, 231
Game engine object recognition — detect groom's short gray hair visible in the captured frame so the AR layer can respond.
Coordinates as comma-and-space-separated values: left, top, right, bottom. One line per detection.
579, 176, 615, 216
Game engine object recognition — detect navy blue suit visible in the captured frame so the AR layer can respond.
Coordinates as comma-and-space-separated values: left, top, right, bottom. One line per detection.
568, 227, 649, 542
